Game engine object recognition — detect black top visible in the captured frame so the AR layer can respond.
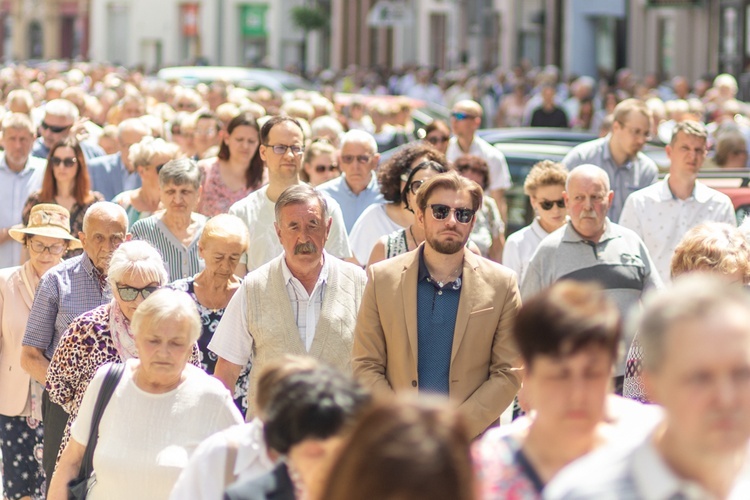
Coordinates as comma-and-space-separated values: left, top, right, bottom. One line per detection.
530, 106, 569, 128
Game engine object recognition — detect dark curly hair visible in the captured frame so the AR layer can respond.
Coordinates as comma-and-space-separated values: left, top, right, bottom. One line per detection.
377, 143, 447, 203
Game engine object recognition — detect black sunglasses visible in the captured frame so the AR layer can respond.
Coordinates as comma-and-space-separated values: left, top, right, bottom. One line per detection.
41, 121, 72, 133
539, 199, 565, 210
427, 135, 449, 145
314, 164, 339, 173
428, 204, 475, 224
50, 156, 77, 168
117, 285, 160, 302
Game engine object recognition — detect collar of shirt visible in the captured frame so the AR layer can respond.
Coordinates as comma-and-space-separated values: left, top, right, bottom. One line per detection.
630, 437, 718, 500
417, 245, 463, 288
0, 153, 32, 175
561, 218, 620, 245
234, 418, 275, 477
342, 171, 378, 196
659, 175, 712, 203
603, 135, 634, 170
280, 250, 330, 289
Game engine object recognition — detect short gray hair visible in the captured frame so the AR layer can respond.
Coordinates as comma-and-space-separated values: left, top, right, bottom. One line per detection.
639, 274, 750, 372
340, 129, 377, 154
129, 137, 180, 169
159, 157, 203, 189
2, 112, 34, 134
131, 288, 202, 343
107, 240, 168, 291
274, 184, 329, 223
566, 164, 611, 192
44, 98, 79, 120
670, 120, 708, 146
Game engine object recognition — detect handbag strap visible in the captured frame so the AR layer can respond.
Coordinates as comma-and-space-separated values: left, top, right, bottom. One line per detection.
78, 363, 126, 479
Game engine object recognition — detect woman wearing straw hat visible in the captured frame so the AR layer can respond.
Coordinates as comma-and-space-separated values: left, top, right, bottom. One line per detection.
0, 203, 80, 499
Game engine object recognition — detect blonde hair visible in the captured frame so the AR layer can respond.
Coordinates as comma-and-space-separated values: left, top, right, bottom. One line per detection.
523, 160, 568, 196
671, 222, 750, 283
198, 214, 249, 250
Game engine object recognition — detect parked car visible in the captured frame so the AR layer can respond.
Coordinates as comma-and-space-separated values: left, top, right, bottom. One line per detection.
156, 66, 315, 92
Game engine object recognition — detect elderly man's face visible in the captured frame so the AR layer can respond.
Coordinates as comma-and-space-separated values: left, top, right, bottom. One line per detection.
79, 211, 129, 274
275, 200, 331, 269
339, 140, 378, 194
564, 174, 613, 242
2, 126, 34, 167
41, 113, 73, 148
644, 304, 750, 454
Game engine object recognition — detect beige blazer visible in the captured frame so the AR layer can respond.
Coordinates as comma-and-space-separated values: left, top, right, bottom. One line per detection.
353, 246, 522, 438
0, 263, 36, 416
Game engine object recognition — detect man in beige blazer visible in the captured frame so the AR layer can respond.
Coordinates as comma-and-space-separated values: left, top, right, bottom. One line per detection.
353, 171, 522, 438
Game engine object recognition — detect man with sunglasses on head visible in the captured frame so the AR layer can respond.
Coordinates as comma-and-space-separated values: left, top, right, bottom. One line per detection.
31, 98, 105, 161
318, 129, 384, 232
446, 100, 512, 224
229, 115, 352, 274
562, 98, 659, 222
520, 164, 662, 395
619, 121, 735, 283
21, 201, 131, 483
353, 171, 522, 439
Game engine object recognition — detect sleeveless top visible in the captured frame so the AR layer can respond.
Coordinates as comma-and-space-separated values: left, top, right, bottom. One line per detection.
385, 229, 409, 259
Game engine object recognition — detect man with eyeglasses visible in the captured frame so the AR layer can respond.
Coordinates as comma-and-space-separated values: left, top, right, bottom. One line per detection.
31, 98, 105, 160
562, 98, 659, 222
353, 171, 522, 439
446, 100, 512, 224
21, 201, 131, 482
521, 164, 662, 394
87, 118, 152, 201
619, 121, 735, 283
318, 129, 384, 232
229, 116, 352, 274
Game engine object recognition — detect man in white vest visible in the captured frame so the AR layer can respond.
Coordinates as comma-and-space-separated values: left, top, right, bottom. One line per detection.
210, 184, 367, 418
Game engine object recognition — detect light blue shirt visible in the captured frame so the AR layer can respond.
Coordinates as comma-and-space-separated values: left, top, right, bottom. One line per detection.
87, 152, 142, 201
317, 172, 384, 232
0, 153, 46, 268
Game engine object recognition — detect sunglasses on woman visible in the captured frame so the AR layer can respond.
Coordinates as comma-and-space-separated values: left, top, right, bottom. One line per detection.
426, 135, 449, 145
50, 156, 77, 168
314, 164, 339, 173
428, 204, 475, 224
117, 285, 160, 302
539, 199, 565, 210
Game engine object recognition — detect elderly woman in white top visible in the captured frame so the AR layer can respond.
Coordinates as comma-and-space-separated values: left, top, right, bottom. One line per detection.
503, 160, 568, 283
49, 289, 243, 500
0, 204, 80, 499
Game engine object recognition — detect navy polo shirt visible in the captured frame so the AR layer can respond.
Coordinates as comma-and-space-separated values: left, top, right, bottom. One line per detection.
416, 247, 462, 395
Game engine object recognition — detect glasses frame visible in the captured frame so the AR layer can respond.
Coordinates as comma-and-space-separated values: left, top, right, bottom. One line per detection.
451, 112, 477, 121
41, 121, 72, 134
314, 164, 339, 174
428, 204, 475, 224
28, 240, 67, 255
50, 156, 78, 168
340, 154, 373, 164
116, 284, 160, 302
266, 143, 305, 156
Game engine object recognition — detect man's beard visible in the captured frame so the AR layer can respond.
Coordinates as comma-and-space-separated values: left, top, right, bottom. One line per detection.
427, 235, 465, 255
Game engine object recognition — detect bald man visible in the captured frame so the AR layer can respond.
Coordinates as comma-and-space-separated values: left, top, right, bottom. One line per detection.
446, 99, 512, 223
520, 164, 662, 391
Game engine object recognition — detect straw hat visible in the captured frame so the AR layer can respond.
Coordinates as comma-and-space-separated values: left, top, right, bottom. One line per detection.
9, 204, 82, 249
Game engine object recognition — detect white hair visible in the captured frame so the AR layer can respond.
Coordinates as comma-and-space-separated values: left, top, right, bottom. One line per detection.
82, 202, 129, 234
44, 98, 79, 120
566, 164, 611, 191
107, 240, 168, 291
340, 129, 377, 154
131, 288, 202, 343
118, 117, 152, 138
129, 137, 180, 168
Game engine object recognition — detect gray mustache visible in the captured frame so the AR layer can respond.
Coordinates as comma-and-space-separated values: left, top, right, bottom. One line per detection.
294, 242, 317, 254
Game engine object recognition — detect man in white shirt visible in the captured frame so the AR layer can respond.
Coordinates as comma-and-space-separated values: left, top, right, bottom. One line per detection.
546, 275, 750, 499
619, 121, 736, 282
0, 113, 46, 267
229, 116, 352, 273
212, 185, 367, 418
446, 99, 512, 223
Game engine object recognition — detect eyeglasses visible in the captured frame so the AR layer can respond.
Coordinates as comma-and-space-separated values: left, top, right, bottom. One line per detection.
428, 204, 475, 224
28, 240, 66, 255
451, 112, 477, 121
50, 156, 78, 168
314, 164, 339, 173
41, 122, 72, 133
426, 135, 450, 145
340, 154, 372, 164
458, 165, 486, 176
266, 144, 304, 155
194, 128, 218, 137
117, 284, 160, 302
539, 199, 566, 210
409, 179, 425, 194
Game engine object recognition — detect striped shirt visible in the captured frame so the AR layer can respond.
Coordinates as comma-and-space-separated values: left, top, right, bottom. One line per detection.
131, 213, 206, 281
22, 252, 111, 360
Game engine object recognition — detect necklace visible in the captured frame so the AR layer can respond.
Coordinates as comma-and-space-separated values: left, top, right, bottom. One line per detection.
429, 262, 463, 289
408, 225, 418, 249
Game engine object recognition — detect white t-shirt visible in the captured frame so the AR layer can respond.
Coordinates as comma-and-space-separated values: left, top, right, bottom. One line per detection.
169, 418, 274, 500
229, 184, 353, 272
502, 218, 551, 284
70, 360, 243, 500
446, 136, 512, 192
348, 203, 404, 265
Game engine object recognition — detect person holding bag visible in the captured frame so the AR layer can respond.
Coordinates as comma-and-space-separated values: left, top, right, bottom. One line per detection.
47, 288, 243, 500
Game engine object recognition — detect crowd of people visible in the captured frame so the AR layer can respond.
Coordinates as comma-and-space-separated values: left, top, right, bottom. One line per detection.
0, 61, 749, 500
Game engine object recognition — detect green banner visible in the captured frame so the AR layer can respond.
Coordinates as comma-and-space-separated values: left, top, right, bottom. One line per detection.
241, 4, 269, 37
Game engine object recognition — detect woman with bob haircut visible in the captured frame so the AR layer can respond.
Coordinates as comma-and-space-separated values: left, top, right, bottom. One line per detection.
22, 136, 104, 258
624, 222, 750, 402
48, 289, 242, 500
473, 281, 657, 498
320, 398, 475, 500
197, 112, 265, 217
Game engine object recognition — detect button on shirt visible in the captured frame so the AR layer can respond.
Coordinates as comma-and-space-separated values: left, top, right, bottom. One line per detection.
619, 176, 737, 282
317, 172, 384, 232
22, 253, 112, 360
446, 136, 512, 192
562, 136, 659, 222
280, 255, 328, 352
0, 154, 45, 268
